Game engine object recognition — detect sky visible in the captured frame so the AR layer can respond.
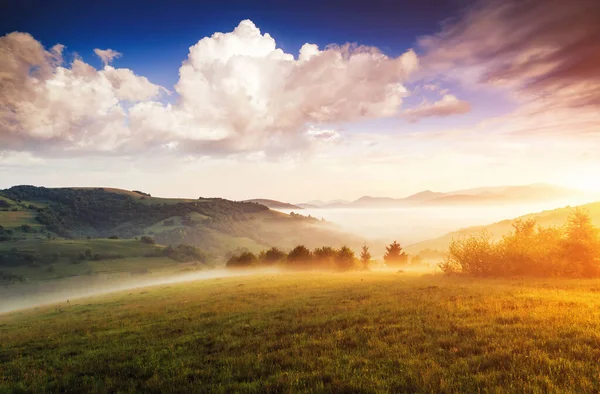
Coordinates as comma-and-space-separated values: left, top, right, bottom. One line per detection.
1, 0, 600, 202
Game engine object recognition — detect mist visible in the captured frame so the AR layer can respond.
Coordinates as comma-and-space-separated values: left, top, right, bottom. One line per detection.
0, 268, 281, 315
276, 200, 588, 245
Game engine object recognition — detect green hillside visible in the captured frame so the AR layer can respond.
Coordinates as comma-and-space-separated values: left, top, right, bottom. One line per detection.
407, 201, 600, 256
0, 186, 359, 283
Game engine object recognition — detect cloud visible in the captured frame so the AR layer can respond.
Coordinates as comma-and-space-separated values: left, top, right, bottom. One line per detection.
0, 32, 162, 154
94, 48, 122, 65
160, 19, 418, 153
0, 20, 420, 157
420, 0, 600, 110
403, 94, 471, 121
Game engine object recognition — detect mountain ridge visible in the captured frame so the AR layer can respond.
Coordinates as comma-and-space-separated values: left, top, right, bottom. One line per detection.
290, 183, 588, 209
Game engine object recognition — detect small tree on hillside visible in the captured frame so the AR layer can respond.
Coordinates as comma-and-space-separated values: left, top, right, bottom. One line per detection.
384, 241, 408, 267
360, 245, 372, 270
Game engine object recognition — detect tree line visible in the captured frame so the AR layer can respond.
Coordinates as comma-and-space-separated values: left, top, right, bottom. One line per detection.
440, 209, 600, 277
226, 241, 415, 271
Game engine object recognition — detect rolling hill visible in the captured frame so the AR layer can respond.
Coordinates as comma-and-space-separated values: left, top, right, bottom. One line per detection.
0, 185, 359, 256
405, 201, 600, 255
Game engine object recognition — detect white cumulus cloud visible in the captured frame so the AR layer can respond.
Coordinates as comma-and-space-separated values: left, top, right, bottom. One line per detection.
1, 20, 420, 157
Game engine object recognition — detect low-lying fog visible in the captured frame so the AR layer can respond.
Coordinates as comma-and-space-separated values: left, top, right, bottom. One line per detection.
1, 200, 587, 315
0, 268, 281, 314
277, 201, 582, 245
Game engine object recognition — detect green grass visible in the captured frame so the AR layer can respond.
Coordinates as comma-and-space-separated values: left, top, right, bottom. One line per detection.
209, 232, 266, 253
0, 211, 41, 229
2, 256, 180, 281
0, 239, 174, 282
0, 238, 161, 255
2, 272, 600, 392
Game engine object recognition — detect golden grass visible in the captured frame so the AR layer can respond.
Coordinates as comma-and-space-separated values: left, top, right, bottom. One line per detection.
1, 272, 600, 392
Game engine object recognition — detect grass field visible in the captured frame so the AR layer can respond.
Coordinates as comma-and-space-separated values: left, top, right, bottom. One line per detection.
2, 271, 600, 392
0, 238, 162, 255
0, 210, 42, 230
0, 239, 180, 284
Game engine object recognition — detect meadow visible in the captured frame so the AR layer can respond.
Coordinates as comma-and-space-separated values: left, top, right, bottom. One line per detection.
2, 271, 600, 393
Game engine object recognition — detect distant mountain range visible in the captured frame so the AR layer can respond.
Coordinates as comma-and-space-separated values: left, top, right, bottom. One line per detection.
285, 184, 590, 209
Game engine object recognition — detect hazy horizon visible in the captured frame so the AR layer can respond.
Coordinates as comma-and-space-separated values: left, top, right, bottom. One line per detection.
2, 0, 600, 200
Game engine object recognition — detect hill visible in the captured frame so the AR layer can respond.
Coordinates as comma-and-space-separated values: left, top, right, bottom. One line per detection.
2, 272, 600, 392
406, 201, 600, 255
0, 186, 359, 262
244, 199, 303, 210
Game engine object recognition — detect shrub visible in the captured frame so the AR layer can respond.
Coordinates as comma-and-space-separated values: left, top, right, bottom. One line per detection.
440, 231, 498, 276
439, 210, 600, 278
226, 252, 257, 268
287, 245, 312, 268
259, 247, 286, 265
163, 244, 207, 263
140, 236, 156, 245
335, 246, 356, 271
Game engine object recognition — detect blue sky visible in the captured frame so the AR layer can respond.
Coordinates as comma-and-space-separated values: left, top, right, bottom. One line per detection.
1, 0, 460, 88
1, 0, 599, 201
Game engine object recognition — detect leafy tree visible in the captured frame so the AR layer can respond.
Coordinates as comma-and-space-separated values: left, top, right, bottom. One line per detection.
562, 209, 600, 276
384, 241, 408, 267
140, 236, 156, 245
226, 252, 257, 268
335, 246, 356, 271
440, 230, 497, 276
259, 247, 286, 265
410, 254, 424, 266
287, 245, 312, 267
313, 246, 337, 268
359, 245, 371, 270
163, 244, 207, 263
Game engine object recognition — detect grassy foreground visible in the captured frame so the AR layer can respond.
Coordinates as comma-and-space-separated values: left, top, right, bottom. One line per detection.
1, 272, 600, 393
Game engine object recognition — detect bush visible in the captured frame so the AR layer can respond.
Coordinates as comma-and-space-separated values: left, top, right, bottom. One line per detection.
335, 246, 356, 271
259, 247, 286, 265
140, 236, 156, 245
439, 209, 600, 278
226, 252, 257, 268
108, 235, 119, 239
313, 246, 337, 269
440, 230, 498, 276
287, 245, 312, 268
163, 244, 207, 263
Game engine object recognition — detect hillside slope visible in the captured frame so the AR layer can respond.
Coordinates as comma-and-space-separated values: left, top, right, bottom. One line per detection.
0, 186, 359, 257
406, 201, 600, 255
